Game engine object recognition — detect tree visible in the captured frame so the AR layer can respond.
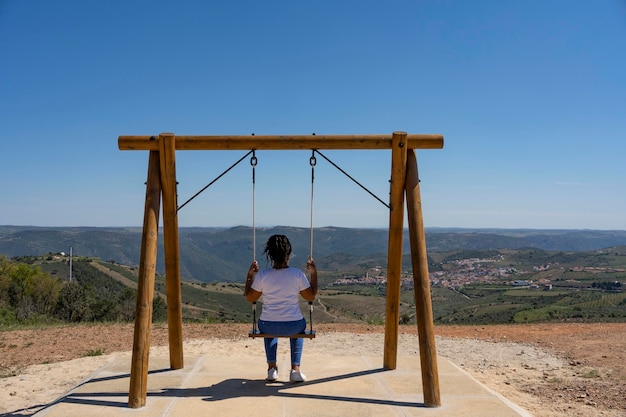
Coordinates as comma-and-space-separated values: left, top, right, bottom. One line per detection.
118, 287, 137, 321
55, 282, 92, 322
152, 295, 168, 322
27, 272, 62, 316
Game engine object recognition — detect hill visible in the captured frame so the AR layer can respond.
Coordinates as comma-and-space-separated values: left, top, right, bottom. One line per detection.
2, 245, 625, 327
1, 226, 625, 327
2, 226, 626, 283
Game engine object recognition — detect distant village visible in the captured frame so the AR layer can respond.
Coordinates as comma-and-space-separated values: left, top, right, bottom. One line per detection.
330, 255, 625, 291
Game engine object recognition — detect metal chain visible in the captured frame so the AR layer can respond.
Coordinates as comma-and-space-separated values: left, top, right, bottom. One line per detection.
251, 151, 257, 262
313, 149, 390, 209
309, 151, 316, 260
177, 150, 254, 212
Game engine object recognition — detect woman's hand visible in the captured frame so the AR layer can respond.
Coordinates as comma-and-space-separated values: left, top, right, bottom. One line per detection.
306, 258, 316, 272
244, 260, 260, 301
301, 257, 318, 300
248, 260, 259, 275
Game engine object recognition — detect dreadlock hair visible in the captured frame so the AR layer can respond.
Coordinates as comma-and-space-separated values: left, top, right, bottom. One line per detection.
264, 234, 292, 267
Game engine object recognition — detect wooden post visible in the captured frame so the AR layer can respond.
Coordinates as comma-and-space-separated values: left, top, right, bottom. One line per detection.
383, 131, 408, 370
128, 150, 161, 408
158, 133, 184, 370
406, 149, 441, 407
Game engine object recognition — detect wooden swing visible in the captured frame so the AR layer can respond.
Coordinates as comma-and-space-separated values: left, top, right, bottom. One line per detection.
247, 150, 317, 339
119, 132, 444, 409
248, 301, 316, 338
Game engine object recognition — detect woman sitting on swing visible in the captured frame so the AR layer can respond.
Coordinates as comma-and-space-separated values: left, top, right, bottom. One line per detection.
244, 234, 318, 382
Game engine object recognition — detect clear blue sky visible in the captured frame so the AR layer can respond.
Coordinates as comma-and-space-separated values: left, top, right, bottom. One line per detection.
1, 1, 625, 230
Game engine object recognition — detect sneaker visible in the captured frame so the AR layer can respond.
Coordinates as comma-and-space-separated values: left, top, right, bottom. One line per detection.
266, 367, 278, 381
289, 369, 306, 383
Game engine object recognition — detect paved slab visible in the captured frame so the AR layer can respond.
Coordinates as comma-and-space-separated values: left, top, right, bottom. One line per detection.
32, 350, 531, 417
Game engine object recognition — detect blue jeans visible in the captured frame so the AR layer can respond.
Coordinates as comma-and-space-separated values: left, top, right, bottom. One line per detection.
258, 318, 306, 366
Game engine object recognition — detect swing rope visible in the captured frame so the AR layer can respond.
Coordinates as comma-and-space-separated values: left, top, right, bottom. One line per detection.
252, 299, 258, 335
249, 150, 316, 339
313, 149, 390, 209
251, 151, 259, 335
308, 150, 316, 335
177, 150, 254, 212
309, 150, 316, 260
251, 150, 257, 262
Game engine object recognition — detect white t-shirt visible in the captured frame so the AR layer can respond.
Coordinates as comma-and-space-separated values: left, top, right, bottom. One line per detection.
251, 266, 311, 321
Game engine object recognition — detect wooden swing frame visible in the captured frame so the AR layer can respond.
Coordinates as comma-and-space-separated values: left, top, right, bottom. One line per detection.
118, 131, 444, 408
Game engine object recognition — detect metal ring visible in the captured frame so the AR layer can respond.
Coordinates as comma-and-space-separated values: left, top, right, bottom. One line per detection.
310, 155, 317, 167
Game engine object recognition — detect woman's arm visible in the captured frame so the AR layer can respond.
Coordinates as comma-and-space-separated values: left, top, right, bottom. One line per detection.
244, 261, 262, 302
299, 258, 318, 301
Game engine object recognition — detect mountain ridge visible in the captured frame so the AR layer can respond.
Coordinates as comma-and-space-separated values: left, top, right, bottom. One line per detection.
2, 226, 626, 283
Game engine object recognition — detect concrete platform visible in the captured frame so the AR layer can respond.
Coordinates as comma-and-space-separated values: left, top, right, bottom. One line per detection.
32, 350, 531, 417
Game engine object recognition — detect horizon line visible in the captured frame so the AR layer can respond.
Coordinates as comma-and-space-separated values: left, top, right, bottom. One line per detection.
1, 224, 625, 232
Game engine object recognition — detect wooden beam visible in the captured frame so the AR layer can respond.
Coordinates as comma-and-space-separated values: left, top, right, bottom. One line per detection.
119, 133, 443, 151
406, 149, 441, 407
158, 133, 184, 370
383, 131, 408, 370
128, 150, 161, 408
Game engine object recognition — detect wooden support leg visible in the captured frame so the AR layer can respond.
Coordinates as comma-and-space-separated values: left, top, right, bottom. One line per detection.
158, 133, 184, 370
406, 149, 441, 407
383, 131, 408, 370
129, 150, 161, 408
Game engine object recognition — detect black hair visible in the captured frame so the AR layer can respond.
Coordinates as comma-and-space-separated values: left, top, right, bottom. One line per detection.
264, 234, 292, 267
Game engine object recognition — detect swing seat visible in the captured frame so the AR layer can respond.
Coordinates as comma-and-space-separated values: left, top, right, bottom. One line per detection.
248, 330, 316, 339
248, 301, 316, 339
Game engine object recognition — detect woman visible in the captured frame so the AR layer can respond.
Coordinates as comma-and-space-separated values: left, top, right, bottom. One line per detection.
244, 234, 318, 382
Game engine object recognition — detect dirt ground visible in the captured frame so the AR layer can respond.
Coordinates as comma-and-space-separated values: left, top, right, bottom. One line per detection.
435, 322, 626, 416
1, 322, 625, 416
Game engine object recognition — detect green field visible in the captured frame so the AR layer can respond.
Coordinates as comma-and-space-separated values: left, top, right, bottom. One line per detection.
2, 245, 625, 327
